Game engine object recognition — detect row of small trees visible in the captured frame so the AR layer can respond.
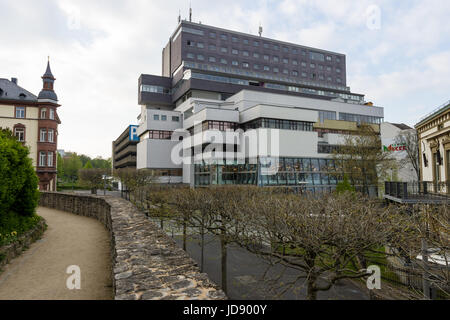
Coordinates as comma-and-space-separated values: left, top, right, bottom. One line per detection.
143, 185, 448, 300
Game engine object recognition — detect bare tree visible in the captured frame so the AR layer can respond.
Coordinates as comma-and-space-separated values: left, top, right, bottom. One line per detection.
332, 124, 395, 196
78, 168, 108, 194
394, 130, 420, 181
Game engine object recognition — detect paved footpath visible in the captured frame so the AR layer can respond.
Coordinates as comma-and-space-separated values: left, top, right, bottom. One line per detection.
0, 207, 112, 300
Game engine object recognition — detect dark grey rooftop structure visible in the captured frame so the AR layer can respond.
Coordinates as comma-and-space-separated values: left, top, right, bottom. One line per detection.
139, 20, 365, 108
0, 78, 38, 102
38, 61, 58, 101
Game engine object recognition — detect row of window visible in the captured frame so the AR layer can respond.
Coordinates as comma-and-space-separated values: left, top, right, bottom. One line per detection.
15, 107, 55, 120
141, 85, 171, 95
339, 112, 383, 125
242, 118, 314, 132
146, 130, 173, 140
152, 114, 180, 122
186, 52, 340, 73
39, 151, 55, 167
186, 70, 360, 101
39, 128, 56, 143
184, 31, 341, 62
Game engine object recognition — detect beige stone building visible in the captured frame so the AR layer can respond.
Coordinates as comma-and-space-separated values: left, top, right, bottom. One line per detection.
0, 61, 61, 191
416, 100, 450, 191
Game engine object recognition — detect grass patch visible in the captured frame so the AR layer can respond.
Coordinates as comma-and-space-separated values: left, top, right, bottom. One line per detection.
0, 211, 42, 246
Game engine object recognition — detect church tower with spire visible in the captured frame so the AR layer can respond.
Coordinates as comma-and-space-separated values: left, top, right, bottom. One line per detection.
36, 58, 61, 191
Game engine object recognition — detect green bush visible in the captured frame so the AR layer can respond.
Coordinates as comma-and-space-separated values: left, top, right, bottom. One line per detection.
0, 212, 42, 246
336, 175, 356, 194
0, 128, 39, 217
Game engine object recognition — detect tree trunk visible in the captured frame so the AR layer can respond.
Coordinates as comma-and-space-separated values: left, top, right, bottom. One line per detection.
200, 216, 205, 272
183, 218, 187, 251
306, 275, 317, 300
220, 230, 228, 294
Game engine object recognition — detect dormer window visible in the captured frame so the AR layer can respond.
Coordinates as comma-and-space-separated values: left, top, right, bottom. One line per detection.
41, 108, 47, 119
19, 93, 26, 99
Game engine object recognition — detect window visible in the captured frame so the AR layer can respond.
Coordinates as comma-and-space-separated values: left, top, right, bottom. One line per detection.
187, 40, 195, 47
326, 55, 332, 61
318, 65, 323, 70
283, 58, 289, 64
220, 47, 228, 53
253, 53, 259, 58
336, 68, 341, 73
40, 108, 47, 119
243, 39, 249, 45
263, 54, 269, 60
254, 64, 260, 70
232, 36, 238, 43
301, 62, 306, 67
161, 115, 167, 121
148, 130, 173, 139
47, 152, 53, 167
16, 107, 25, 118
39, 152, 46, 167
48, 129, 54, 142
292, 49, 298, 54
232, 60, 238, 66
263, 43, 269, 48
326, 66, 331, 71
302, 72, 307, 77
172, 116, 180, 122
292, 70, 298, 76
40, 128, 46, 142
310, 63, 315, 68
14, 127, 25, 142
336, 78, 341, 83
153, 114, 160, 121
273, 44, 279, 50
243, 51, 249, 57
283, 47, 289, 53
264, 66, 270, 71
220, 34, 227, 40
197, 42, 204, 48
319, 111, 337, 123
220, 58, 227, 64
273, 56, 279, 62
283, 69, 289, 74
197, 54, 204, 61
187, 53, 194, 59
336, 57, 341, 63
209, 56, 216, 62
141, 85, 170, 94
292, 60, 298, 65
253, 40, 259, 46
209, 32, 216, 38
49, 109, 55, 120
232, 49, 238, 55
273, 67, 279, 73
209, 44, 216, 51
310, 52, 325, 61
242, 62, 249, 68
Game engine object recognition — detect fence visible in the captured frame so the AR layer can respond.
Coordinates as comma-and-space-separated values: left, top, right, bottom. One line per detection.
384, 181, 450, 203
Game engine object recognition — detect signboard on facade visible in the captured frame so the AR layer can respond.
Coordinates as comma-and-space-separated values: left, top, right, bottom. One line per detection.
129, 125, 139, 142
383, 143, 407, 152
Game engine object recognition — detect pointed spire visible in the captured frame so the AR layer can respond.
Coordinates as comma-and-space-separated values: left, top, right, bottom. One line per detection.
43, 58, 55, 80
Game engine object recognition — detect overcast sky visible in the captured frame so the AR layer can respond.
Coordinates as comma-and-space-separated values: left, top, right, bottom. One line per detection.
1, 0, 449, 159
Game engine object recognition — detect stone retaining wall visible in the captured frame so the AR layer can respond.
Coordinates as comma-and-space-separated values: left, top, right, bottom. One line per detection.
39, 192, 226, 300
0, 219, 47, 270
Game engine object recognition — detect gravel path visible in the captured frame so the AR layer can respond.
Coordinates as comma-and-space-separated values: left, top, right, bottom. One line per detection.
0, 207, 112, 300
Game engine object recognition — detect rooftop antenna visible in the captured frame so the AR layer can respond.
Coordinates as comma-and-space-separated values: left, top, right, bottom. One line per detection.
258, 23, 263, 37
189, 2, 192, 22
178, 10, 181, 23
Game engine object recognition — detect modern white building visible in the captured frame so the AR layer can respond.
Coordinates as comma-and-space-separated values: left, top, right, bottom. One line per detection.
135, 20, 384, 193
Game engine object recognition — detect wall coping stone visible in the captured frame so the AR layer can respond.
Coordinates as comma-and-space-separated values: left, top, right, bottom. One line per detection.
39, 192, 227, 300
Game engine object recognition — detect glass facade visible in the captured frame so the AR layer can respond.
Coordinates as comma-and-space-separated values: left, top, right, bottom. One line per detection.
339, 112, 383, 124
194, 157, 340, 193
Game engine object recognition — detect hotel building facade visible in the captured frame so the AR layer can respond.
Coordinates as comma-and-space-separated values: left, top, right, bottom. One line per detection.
135, 20, 384, 193
0, 61, 61, 191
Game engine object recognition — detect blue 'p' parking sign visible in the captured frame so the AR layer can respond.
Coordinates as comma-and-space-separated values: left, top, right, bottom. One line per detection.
129, 125, 139, 142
